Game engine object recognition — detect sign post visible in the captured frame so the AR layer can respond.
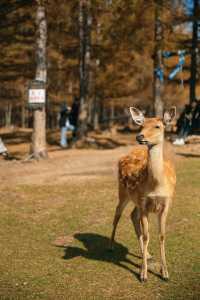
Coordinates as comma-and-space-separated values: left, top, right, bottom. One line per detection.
28, 80, 47, 159
28, 80, 46, 110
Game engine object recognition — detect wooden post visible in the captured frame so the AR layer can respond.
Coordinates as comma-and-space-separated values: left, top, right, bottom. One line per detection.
31, 1, 48, 159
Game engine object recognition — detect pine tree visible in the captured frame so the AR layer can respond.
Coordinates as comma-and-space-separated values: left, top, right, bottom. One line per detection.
190, 0, 199, 103
154, 0, 164, 117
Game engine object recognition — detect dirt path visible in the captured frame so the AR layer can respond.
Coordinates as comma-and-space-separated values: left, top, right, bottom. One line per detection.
0, 146, 133, 186
1, 141, 199, 187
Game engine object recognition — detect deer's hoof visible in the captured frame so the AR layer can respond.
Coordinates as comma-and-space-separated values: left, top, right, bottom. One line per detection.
160, 268, 169, 281
162, 277, 169, 282
140, 271, 148, 283
140, 277, 148, 283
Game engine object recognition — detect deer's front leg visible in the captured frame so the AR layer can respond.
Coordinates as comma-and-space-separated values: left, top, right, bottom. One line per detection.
131, 207, 152, 260
158, 205, 169, 280
140, 213, 149, 282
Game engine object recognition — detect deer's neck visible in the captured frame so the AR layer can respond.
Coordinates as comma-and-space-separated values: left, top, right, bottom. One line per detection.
148, 143, 164, 185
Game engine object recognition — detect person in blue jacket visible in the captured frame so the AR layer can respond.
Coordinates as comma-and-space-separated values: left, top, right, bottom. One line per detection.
59, 104, 74, 148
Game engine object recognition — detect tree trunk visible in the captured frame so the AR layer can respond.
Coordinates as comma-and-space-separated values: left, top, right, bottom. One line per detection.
77, 0, 91, 139
93, 95, 100, 130
86, 2, 93, 125
78, 0, 86, 138
110, 102, 115, 128
21, 103, 26, 128
31, 2, 47, 159
190, 0, 198, 103
5, 102, 12, 127
91, 20, 101, 130
154, 0, 164, 117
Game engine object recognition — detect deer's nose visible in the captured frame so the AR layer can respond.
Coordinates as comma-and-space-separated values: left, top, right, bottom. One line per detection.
136, 134, 144, 142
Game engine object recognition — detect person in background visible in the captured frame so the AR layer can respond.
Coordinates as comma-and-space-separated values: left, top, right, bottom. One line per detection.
59, 103, 74, 148
0, 138, 9, 159
173, 101, 197, 145
69, 96, 80, 141
192, 99, 200, 133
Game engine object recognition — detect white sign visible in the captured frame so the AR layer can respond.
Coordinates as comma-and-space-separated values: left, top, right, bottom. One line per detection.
29, 89, 46, 104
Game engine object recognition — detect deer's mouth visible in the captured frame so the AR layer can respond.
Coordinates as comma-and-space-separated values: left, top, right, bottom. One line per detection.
137, 139, 156, 148
137, 139, 149, 145
136, 134, 155, 147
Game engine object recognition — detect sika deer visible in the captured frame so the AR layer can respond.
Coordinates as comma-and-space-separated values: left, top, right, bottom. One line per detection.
110, 107, 176, 282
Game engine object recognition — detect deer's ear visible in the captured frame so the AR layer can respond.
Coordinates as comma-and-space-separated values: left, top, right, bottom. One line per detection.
163, 106, 176, 125
129, 107, 145, 126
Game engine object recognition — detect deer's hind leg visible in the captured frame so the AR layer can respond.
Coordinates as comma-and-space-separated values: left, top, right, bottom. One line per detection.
131, 207, 152, 260
109, 184, 129, 250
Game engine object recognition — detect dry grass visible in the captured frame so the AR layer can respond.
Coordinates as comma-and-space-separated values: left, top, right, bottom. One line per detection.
0, 146, 199, 299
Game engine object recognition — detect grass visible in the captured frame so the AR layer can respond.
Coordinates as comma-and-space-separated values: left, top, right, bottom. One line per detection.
0, 158, 199, 299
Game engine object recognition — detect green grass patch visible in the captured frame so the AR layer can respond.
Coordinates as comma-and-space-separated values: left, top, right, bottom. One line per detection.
0, 159, 199, 299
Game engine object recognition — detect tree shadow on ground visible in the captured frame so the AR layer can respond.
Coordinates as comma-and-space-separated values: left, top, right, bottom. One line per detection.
59, 232, 161, 281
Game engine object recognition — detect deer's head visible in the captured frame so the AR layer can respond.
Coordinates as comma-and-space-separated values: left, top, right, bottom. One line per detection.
130, 107, 176, 148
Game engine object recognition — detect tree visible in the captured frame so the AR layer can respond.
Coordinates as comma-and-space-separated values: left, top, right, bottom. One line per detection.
0, 0, 190, 133
30, 0, 48, 159
0, 0, 35, 128
154, 0, 164, 117
77, 0, 92, 139
190, 0, 199, 103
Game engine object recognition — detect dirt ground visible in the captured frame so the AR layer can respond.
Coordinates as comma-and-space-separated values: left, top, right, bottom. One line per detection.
1, 128, 200, 187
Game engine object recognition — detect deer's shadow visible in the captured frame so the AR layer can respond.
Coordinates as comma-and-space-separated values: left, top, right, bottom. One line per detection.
59, 232, 161, 281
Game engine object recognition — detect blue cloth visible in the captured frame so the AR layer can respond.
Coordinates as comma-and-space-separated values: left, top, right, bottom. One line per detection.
169, 65, 182, 80
155, 67, 164, 82
163, 51, 172, 58
168, 50, 185, 80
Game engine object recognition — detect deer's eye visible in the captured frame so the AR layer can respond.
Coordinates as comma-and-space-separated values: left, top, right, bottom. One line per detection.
155, 125, 160, 129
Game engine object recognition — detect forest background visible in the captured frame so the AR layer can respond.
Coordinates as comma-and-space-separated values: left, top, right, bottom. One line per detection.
0, 0, 199, 130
